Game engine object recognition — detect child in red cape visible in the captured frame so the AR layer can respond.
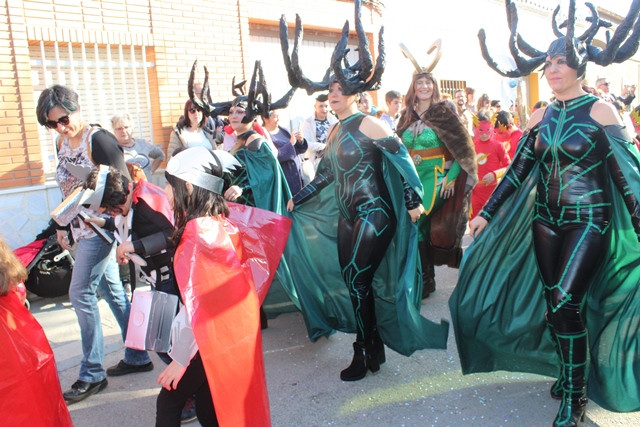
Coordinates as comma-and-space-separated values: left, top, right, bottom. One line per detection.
160, 147, 289, 427
0, 237, 73, 427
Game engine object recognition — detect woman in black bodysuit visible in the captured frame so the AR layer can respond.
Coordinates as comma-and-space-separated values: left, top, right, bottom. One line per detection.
287, 77, 424, 381
463, 2, 640, 425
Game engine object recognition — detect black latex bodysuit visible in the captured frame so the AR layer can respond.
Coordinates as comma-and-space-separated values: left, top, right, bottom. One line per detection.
293, 112, 420, 343
480, 94, 640, 414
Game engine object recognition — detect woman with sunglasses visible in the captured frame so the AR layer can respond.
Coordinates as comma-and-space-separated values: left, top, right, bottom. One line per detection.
167, 100, 216, 159
35, 84, 152, 404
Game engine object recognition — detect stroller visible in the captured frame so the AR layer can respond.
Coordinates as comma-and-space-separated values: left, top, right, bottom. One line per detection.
13, 221, 74, 298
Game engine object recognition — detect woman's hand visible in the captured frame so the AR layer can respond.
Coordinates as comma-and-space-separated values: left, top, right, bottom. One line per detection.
469, 216, 488, 239
408, 204, 425, 223
224, 185, 242, 201
287, 199, 295, 212
157, 360, 188, 391
439, 176, 456, 199
293, 130, 303, 145
56, 229, 73, 251
115, 241, 135, 265
481, 172, 496, 186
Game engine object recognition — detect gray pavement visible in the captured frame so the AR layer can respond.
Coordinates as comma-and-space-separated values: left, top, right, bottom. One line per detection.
32, 262, 640, 426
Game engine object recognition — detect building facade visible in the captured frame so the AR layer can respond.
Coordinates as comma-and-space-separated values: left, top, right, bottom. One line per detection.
1, 0, 637, 248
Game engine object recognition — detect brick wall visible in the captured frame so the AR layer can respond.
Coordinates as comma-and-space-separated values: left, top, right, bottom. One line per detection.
0, 0, 380, 191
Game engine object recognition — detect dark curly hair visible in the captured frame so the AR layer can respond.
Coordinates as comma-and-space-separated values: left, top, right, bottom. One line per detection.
84, 167, 130, 210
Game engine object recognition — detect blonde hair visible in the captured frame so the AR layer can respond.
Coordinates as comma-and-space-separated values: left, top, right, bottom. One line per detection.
0, 237, 27, 296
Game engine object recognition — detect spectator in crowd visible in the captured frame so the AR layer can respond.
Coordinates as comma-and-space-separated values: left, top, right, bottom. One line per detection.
493, 110, 523, 160
476, 93, 491, 112
357, 91, 377, 115
262, 109, 308, 195
379, 90, 402, 132
454, 89, 474, 136
490, 99, 502, 114
111, 112, 165, 180
618, 83, 636, 109
36, 85, 152, 405
596, 77, 617, 103
301, 93, 338, 168
532, 100, 549, 113
167, 100, 216, 159
465, 87, 477, 113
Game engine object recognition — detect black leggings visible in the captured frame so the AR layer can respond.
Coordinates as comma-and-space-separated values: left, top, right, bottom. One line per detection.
155, 353, 218, 427
337, 208, 395, 339
532, 219, 609, 333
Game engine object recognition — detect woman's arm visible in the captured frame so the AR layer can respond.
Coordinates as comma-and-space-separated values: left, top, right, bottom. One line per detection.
130, 199, 174, 256
289, 157, 334, 208
90, 129, 129, 178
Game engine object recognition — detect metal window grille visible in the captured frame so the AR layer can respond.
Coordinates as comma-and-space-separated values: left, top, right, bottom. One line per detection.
440, 79, 467, 98
30, 41, 155, 178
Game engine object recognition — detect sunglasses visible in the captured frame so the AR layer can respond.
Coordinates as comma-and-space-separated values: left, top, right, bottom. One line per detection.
45, 115, 70, 129
188, 108, 201, 113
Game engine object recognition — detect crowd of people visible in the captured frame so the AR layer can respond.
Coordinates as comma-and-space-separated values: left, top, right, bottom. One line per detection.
4, 1, 640, 426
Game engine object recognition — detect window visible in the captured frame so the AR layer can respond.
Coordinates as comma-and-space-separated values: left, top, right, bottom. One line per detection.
30, 41, 155, 177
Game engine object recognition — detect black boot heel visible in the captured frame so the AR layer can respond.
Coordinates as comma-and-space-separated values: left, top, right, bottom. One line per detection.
553, 396, 587, 427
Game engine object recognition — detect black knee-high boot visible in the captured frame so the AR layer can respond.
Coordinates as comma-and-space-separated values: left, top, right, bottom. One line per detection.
418, 241, 435, 299
340, 293, 383, 381
553, 330, 588, 427
546, 319, 563, 400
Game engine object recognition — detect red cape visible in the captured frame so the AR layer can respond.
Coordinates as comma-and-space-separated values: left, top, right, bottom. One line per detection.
173, 203, 291, 427
0, 291, 72, 427
132, 179, 174, 225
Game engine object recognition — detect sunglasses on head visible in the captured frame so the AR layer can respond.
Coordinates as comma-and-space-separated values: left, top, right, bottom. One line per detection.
45, 115, 70, 129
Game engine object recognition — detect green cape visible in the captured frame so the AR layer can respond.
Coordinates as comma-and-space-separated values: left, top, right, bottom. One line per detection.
449, 126, 640, 412
235, 142, 300, 314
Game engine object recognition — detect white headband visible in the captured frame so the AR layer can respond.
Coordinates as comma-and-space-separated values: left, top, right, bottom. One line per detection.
165, 147, 241, 194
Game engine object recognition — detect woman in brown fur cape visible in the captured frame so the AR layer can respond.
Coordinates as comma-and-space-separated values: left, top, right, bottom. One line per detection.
397, 71, 477, 298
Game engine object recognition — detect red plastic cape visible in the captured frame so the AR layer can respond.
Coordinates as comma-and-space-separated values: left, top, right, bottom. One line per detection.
173, 203, 291, 427
132, 179, 174, 225
0, 291, 72, 427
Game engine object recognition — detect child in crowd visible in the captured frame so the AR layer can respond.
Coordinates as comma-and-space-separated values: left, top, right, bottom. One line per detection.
470, 110, 510, 220
379, 90, 402, 132
493, 110, 523, 159
0, 237, 72, 426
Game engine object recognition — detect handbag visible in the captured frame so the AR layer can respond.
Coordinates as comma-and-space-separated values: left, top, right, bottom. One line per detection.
125, 289, 179, 352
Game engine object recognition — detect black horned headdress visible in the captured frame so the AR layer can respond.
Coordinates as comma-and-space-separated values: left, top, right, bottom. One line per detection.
188, 60, 296, 123
478, 0, 640, 78
280, 0, 385, 96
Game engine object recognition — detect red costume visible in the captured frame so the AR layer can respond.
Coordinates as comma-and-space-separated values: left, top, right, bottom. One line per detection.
172, 202, 290, 427
471, 120, 510, 219
1, 289, 72, 427
495, 126, 523, 160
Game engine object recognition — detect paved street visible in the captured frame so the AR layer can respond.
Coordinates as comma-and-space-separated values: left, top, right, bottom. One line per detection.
32, 258, 640, 427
